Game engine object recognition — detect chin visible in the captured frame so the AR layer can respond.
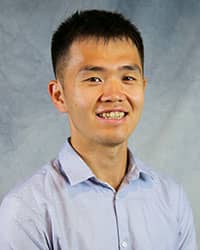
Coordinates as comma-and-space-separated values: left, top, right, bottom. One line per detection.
96, 134, 128, 147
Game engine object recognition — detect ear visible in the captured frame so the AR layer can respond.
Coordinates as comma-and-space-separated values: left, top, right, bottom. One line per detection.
143, 78, 147, 90
48, 80, 68, 113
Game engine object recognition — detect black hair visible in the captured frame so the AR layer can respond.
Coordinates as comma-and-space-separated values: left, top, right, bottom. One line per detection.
51, 9, 144, 78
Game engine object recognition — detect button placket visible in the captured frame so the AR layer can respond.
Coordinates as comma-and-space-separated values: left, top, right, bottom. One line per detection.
114, 193, 129, 249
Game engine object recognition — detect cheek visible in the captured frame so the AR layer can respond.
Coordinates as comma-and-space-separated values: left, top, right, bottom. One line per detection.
128, 89, 144, 108
67, 88, 94, 112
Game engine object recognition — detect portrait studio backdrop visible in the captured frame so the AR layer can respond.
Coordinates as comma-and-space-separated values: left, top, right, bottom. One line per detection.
0, 0, 199, 245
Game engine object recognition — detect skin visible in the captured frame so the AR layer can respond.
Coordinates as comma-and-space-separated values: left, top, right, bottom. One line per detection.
48, 38, 146, 190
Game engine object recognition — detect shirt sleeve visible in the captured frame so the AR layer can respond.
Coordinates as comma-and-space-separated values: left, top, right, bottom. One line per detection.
0, 195, 51, 250
177, 185, 198, 250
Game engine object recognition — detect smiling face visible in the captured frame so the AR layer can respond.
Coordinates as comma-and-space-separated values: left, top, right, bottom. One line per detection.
49, 38, 146, 148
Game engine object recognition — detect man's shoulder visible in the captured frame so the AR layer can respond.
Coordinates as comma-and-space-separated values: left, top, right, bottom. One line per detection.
0, 160, 64, 247
135, 157, 183, 207
0, 159, 64, 215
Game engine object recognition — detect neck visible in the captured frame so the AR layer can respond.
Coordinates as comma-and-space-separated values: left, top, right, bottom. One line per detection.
69, 137, 128, 190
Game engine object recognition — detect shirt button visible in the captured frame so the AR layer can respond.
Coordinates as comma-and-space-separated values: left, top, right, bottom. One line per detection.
121, 241, 128, 248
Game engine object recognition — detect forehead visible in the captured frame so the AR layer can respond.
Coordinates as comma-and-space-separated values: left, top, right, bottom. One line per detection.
66, 37, 142, 72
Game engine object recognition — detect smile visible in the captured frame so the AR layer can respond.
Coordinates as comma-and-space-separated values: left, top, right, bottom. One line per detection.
97, 111, 127, 120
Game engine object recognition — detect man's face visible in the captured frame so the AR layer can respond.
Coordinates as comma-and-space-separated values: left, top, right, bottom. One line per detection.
54, 38, 146, 147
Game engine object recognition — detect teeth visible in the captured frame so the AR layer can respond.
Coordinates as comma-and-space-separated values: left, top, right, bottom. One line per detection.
98, 111, 126, 119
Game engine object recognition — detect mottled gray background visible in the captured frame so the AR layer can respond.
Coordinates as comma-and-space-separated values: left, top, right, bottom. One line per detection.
0, 0, 199, 245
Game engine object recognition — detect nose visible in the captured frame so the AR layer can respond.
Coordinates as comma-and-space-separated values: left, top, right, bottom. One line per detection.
100, 79, 125, 103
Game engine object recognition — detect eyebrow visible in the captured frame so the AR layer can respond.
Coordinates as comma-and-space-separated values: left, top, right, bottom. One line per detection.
119, 64, 142, 74
79, 65, 105, 73
78, 64, 142, 74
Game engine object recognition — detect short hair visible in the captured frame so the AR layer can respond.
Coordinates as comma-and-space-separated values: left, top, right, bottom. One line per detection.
51, 9, 144, 79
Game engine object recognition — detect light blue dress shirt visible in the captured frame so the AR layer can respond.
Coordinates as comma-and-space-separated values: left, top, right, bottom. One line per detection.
0, 139, 198, 249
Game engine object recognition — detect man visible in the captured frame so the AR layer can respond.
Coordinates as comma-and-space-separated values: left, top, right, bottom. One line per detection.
0, 9, 198, 250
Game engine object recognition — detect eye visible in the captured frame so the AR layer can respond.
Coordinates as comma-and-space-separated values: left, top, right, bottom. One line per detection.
122, 76, 136, 81
85, 77, 102, 83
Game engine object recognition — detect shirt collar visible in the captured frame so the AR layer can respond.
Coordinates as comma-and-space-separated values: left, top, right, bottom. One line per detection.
58, 138, 154, 186
58, 138, 95, 186
123, 149, 154, 183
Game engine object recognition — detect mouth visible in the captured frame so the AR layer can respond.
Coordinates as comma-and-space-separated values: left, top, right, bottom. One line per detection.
96, 111, 128, 120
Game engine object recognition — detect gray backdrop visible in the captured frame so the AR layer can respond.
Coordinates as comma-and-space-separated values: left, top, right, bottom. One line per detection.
0, 0, 199, 246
